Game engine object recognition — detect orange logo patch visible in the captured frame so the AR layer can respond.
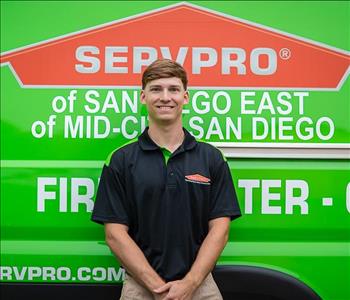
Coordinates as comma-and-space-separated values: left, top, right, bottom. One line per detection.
185, 174, 211, 185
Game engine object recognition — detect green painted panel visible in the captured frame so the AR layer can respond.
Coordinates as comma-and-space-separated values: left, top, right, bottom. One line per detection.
1, 2, 349, 300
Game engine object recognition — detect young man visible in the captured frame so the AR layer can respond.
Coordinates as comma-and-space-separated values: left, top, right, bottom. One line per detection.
91, 59, 241, 300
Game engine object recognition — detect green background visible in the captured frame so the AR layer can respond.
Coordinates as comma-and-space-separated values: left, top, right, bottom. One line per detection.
1, 1, 349, 300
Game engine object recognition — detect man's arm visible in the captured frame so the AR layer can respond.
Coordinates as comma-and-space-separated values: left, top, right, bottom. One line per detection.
154, 217, 230, 299
105, 223, 166, 292
184, 217, 230, 286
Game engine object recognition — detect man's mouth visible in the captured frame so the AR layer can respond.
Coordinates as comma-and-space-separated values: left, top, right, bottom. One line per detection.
156, 106, 174, 111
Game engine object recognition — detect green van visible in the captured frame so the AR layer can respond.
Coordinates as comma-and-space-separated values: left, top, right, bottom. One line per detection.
1, 1, 349, 299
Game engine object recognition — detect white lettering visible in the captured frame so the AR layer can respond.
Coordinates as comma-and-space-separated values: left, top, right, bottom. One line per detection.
250, 48, 277, 75
13, 267, 27, 280
56, 267, 71, 281
192, 91, 210, 114
108, 267, 125, 281
261, 180, 281, 214
189, 116, 204, 139
277, 92, 292, 115
238, 179, 260, 214
212, 91, 231, 114
37, 177, 57, 212
28, 267, 42, 280
42, 267, 56, 281
121, 116, 138, 139
278, 117, 293, 140
0, 266, 12, 280
102, 91, 120, 113
71, 178, 95, 213
105, 46, 128, 73
192, 47, 217, 74
296, 117, 313, 140
92, 267, 106, 281
133, 47, 157, 73
294, 92, 309, 115
122, 91, 138, 113
285, 180, 309, 214
241, 92, 256, 114
222, 48, 246, 75
94, 116, 110, 139
257, 92, 276, 115
78, 267, 91, 281
206, 117, 224, 140
31, 121, 46, 138
59, 178, 67, 212
160, 47, 188, 65
64, 116, 84, 138
75, 46, 100, 73
316, 117, 334, 140
84, 90, 100, 113
75, 46, 279, 75
252, 117, 269, 140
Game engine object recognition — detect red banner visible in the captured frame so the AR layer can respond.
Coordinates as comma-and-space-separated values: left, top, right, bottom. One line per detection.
1, 3, 349, 89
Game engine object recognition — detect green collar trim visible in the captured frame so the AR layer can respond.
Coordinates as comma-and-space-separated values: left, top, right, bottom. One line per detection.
160, 147, 172, 165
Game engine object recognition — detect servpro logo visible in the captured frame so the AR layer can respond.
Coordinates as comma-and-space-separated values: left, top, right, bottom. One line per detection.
75, 46, 278, 76
185, 174, 211, 185
0, 2, 349, 89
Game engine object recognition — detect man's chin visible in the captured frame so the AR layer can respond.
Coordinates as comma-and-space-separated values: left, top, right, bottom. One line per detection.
151, 116, 182, 125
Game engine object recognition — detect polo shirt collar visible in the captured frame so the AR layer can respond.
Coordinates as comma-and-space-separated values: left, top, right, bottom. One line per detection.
138, 127, 197, 152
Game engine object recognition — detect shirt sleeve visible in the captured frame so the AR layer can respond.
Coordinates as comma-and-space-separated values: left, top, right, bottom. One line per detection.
209, 154, 241, 221
91, 162, 130, 226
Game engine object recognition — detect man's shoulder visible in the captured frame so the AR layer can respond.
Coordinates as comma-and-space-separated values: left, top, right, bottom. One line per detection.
195, 139, 227, 162
105, 138, 139, 167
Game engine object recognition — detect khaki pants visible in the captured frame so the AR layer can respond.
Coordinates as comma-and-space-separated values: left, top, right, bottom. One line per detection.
120, 273, 223, 300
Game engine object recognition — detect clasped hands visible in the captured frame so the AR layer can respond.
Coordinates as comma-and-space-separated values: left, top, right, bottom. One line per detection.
152, 276, 198, 300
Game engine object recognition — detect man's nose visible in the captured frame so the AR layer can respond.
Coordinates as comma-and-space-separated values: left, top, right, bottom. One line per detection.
160, 89, 171, 101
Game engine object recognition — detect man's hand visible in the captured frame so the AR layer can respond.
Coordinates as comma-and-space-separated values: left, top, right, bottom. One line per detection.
153, 292, 168, 300
153, 278, 197, 300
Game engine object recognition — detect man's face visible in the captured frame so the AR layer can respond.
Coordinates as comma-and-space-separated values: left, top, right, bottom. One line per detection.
140, 77, 189, 125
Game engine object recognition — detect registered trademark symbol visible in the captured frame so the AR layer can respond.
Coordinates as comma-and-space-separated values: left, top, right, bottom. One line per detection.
279, 48, 291, 60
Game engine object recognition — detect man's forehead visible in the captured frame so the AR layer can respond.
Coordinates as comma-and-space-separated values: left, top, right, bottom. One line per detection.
146, 77, 184, 88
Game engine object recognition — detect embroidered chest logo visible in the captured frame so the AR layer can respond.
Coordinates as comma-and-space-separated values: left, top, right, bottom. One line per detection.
185, 174, 211, 185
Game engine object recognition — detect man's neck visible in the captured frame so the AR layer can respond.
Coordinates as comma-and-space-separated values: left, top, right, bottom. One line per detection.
148, 122, 184, 153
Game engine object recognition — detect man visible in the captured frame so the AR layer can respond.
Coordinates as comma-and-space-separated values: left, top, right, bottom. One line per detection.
91, 59, 241, 300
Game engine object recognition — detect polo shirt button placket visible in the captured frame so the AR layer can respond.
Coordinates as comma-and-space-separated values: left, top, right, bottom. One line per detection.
167, 163, 177, 189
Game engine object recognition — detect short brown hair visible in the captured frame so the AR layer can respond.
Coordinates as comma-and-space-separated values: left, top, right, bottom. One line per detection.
142, 59, 188, 90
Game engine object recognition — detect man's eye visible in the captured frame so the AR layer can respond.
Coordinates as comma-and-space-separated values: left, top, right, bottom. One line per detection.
169, 88, 180, 92
150, 88, 161, 92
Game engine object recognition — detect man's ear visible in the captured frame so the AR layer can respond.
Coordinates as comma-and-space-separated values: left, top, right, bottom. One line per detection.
184, 90, 189, 104
140, 90, 146, 104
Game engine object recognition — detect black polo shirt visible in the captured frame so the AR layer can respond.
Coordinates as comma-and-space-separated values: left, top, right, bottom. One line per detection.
91, 127, 241, 281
